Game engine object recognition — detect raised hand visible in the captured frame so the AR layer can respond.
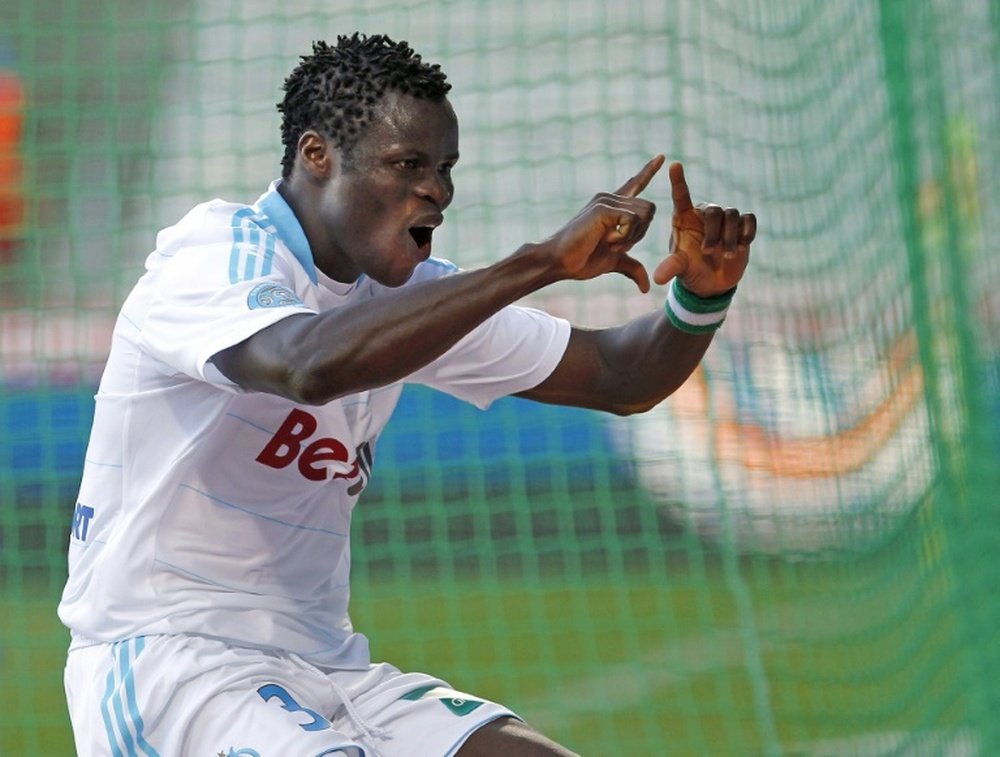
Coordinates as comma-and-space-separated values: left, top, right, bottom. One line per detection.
653, 162, 756, 297
541, 155, 666, 293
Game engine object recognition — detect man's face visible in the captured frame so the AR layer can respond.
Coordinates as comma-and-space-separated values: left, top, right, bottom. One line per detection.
314, 90, 459, 287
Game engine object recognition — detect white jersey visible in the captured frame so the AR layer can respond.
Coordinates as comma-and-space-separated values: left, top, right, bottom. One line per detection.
58, 180, 570, 669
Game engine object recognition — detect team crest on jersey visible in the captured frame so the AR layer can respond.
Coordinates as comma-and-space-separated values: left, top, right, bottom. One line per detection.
248, 282, 304, 310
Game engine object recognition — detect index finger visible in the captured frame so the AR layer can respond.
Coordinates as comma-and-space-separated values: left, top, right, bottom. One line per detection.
615, 154, 666, 198
669, 161, 694, 213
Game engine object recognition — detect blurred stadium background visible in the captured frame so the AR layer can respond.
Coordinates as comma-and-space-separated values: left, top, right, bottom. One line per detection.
2, 0, 999, 754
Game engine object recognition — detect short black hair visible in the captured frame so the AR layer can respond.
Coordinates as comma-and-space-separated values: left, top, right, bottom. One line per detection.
277, 33, 452, 177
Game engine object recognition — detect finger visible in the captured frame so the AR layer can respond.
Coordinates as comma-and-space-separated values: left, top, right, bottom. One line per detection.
608, 208, 640, 244
739, 213, 757, 246
669, 162, 693, 214
624, 214, 653, 247
615, 254, 651, 293
615, 154, 666, 198
721, 207, 740, 257
653, 253, 685, 286
701, 205, 723, 249
594, 194, 656, 219
618, 210, 657, 248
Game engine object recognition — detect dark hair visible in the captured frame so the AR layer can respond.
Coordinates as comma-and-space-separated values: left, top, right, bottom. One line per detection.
277, 33, 451, 177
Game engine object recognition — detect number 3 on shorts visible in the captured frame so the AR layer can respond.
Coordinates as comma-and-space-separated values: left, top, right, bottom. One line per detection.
257, 683, 332, 731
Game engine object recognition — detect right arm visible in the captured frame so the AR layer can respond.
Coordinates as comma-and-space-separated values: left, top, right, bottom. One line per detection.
212, 156, 666, 405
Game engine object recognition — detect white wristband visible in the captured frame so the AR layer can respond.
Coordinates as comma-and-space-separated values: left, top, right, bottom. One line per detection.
664, 279, 735, 334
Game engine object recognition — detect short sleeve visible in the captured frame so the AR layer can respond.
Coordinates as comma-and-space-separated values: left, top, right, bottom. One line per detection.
136, 241, 315, 389
406, 304, 571, 409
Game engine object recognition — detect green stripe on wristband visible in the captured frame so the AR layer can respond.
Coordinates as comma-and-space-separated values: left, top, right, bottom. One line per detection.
671, 279, 736, 314
664, 279, 735, 335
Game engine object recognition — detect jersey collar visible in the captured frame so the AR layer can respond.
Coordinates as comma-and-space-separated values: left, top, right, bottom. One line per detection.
258, 180, 318, 285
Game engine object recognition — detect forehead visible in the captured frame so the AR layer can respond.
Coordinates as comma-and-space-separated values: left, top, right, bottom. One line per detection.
355, 90, 459, 156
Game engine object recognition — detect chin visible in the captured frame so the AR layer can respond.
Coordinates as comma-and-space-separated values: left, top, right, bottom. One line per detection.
374, 265, 417, 289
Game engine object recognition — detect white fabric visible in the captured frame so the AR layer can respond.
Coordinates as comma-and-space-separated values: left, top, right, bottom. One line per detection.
64, 634, 518, 756
665, 279, 729, 327
58, 180, 571, 671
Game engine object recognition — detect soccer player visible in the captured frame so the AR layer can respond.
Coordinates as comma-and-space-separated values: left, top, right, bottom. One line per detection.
59, 33, 755, 757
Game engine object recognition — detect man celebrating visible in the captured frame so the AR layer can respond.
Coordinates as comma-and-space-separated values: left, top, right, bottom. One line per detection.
60, 33, 755, 756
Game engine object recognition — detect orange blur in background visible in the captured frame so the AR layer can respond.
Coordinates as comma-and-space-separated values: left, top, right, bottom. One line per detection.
0, 67, 24, 267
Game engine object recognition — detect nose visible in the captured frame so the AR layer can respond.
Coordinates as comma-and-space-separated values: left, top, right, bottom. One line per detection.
416, 170, 452, 209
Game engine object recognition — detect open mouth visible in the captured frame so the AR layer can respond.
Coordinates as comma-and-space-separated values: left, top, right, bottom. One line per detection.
409, 226, 434, 250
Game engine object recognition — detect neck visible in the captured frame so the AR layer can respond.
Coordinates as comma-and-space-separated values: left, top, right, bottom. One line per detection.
277, 178, 359, 284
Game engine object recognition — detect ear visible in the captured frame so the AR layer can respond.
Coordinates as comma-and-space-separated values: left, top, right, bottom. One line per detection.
296, 130, 336, 179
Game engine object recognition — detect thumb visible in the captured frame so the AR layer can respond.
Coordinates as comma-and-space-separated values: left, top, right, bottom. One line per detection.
616, 254, 651, 293
653, 254, 685, 286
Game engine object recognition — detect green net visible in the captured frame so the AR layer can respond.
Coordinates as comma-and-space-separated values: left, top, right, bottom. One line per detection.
2, 1, 998, 754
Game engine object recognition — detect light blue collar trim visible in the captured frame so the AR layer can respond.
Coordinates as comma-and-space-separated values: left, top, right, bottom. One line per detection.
258, 179, 317, 284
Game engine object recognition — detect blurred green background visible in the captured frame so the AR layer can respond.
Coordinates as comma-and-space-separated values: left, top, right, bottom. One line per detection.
2, 1, 999, 754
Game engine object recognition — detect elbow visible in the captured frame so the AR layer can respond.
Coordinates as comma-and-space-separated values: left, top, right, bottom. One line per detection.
287, 379, 332, 406
283, 355, 387, 406
607, 399, 659, 417
281, 360, 341, 406
604, 385, 681, 416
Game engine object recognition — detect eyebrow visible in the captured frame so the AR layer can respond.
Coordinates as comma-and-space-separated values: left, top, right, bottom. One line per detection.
383, 146, 460, 163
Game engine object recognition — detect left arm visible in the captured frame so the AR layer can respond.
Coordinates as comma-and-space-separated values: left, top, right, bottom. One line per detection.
518, 162, 756, 415
516, 313, 714, 415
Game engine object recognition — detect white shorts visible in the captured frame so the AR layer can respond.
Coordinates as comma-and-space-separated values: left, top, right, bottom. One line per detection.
64, 634, 519, 757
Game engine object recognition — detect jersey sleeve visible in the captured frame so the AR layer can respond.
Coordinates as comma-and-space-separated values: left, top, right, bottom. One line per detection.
405, 304, 572, 410
136, 231, 316, 391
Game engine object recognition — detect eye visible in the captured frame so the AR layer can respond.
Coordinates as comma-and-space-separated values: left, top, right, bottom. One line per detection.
438, 162, 454, 177
395, 158, 420, 171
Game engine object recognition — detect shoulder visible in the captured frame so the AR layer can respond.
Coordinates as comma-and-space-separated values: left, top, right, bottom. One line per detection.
359, 257, 460, 299
147, 198, 300, 281
407, 257, 461, 284
150, 199, 261, 256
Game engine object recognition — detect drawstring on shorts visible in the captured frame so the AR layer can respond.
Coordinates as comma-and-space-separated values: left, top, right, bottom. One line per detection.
327, 677, 392, 744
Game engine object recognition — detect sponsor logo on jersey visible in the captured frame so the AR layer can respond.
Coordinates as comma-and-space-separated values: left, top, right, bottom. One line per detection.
72, 502, 94, 541
247, 282, 305, 310
256, 408, 372, 492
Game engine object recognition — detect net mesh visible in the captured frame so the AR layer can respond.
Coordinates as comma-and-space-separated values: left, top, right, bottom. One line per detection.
2, 1, 998, 754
